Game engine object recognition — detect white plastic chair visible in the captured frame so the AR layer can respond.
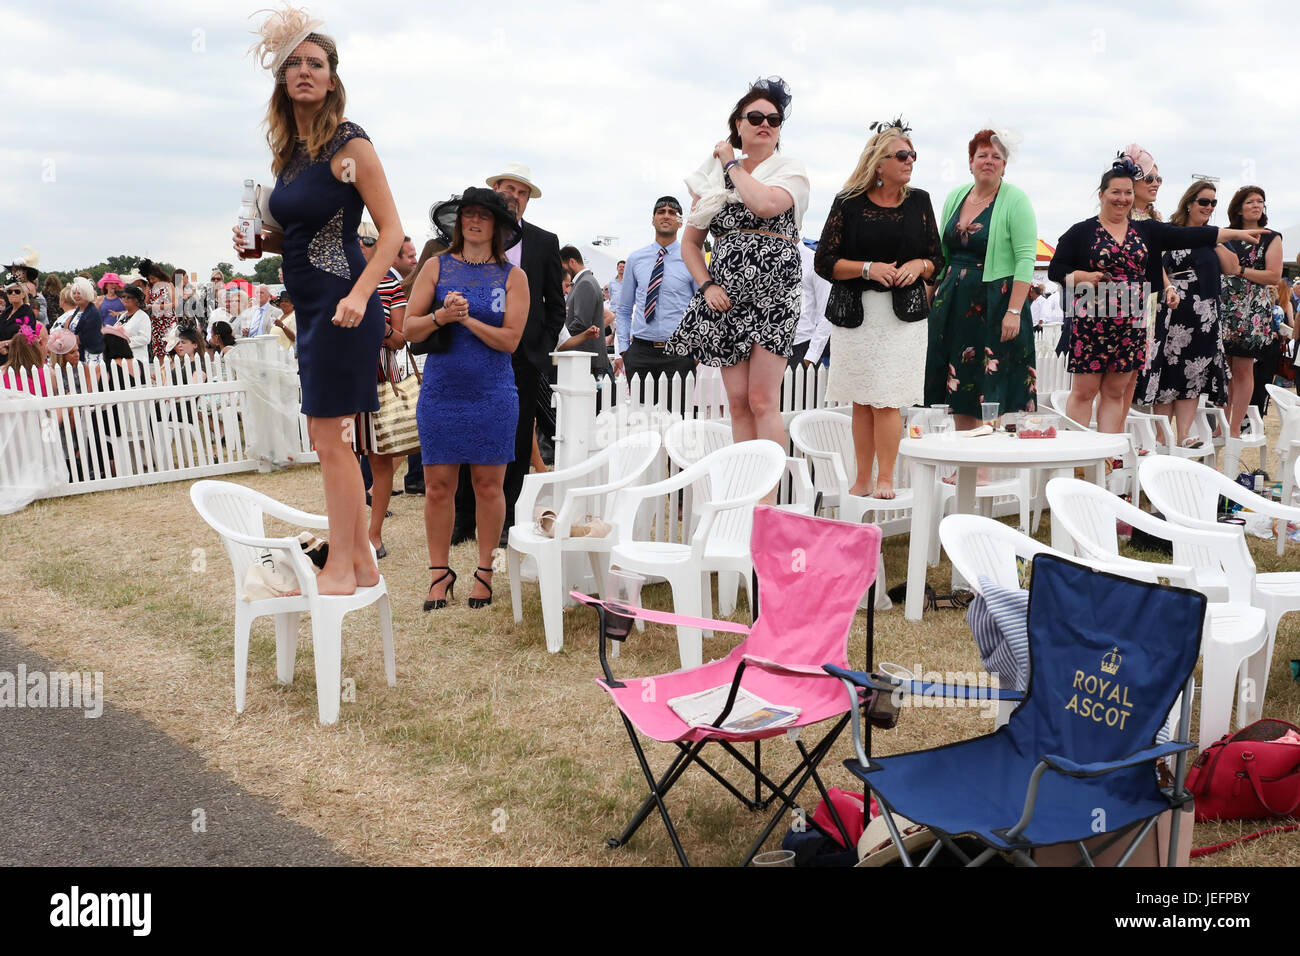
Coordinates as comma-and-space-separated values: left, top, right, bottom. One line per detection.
1043, 388, 1152, 502
1139, 455, 1300, 725
1266, 384, 1300, 525
789, 408, 920, 528
664, 419, 813, 612
1222, 405, 1268, 477
190, 479, 395, 725
1044, 476, 1267, 749
938, 512, 1176, 732
506, 430, 662, 653
608, 440, 787, 668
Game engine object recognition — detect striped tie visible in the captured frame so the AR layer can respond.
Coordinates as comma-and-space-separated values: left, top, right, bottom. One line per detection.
644, 247, 666, 323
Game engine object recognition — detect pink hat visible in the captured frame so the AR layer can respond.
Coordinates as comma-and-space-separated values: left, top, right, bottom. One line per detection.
97, 272, 124, 290
1119, 143, 1155, 177
102, 324, 130, 342
47, 328, 77, 355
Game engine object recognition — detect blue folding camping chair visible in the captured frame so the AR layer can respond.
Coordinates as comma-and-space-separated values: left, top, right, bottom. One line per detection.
826, 554, 1203, 867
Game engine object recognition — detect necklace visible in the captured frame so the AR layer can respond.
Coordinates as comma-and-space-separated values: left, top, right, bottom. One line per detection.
460, 253, 492, 265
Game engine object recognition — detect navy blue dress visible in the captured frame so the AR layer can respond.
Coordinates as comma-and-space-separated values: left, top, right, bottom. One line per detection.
268, 122, 383, 417
416, 254, 518, 465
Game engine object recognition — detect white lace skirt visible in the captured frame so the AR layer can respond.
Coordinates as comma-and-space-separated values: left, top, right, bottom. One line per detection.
826, 289, 925, 409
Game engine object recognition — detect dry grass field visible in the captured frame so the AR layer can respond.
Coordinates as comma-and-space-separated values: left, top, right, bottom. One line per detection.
3, 419, 1299, 867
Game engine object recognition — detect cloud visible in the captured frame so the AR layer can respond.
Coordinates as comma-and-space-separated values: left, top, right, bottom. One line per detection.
5, 0, 1296, 278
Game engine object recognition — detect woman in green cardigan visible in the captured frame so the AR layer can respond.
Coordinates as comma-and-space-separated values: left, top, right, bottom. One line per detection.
924, 128, 1038, 427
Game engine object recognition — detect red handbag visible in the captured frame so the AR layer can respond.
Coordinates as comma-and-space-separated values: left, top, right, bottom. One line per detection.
811, 787, 879, 849
1187, 719, 1300, 822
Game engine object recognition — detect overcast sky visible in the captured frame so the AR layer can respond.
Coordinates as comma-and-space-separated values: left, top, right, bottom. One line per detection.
5, 0, 1296, 284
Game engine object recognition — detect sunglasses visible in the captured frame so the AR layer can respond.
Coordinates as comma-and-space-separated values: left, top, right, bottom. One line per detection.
1142, 174, 1163, 185
742, 111, 782, 128
360, 237, 377, 247
1194, 197, 1218, 208
5, 289, 22, 295
890, 149, 918, 162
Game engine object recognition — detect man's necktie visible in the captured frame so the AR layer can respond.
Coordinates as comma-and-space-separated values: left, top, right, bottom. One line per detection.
644, 247, 665, 323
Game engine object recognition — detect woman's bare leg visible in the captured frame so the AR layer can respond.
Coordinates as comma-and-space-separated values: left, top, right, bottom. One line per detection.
470, 463, 508, 600
423, 464, 459, 602
721, 362, 755, 442
849, 403, 876, 497
1096, 371, 1136, 434
872, 406, 902, 499
309, 416, 374, 594
367, 452, 394, 551
1227, 356, 1255, 437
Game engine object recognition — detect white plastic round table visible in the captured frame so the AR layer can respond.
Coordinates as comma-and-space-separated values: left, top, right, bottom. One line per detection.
898, 430, 1129, 620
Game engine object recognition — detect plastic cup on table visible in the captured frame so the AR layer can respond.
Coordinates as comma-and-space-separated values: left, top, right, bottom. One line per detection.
603, 569, 646, 640
751, 850, 796, 867
981, 402, 1000, 429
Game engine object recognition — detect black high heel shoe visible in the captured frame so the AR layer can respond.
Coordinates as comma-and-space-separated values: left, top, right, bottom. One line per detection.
468, 566, 494, 609
423, 566, 457, 611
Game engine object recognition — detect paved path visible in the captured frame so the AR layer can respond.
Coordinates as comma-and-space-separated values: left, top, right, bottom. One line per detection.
0, 633, 352, 866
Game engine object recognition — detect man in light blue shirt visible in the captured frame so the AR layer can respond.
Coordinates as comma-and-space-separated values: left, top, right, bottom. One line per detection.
616, 196, 698, 403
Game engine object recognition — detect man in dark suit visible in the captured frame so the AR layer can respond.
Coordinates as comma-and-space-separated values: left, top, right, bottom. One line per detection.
453, 162, 566, 545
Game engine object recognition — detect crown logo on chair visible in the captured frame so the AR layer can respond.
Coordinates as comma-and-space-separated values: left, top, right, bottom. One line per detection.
1100, 647, 1122, 676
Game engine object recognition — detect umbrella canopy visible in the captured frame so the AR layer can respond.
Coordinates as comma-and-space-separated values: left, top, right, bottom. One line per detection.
1035, 238, 1055, 264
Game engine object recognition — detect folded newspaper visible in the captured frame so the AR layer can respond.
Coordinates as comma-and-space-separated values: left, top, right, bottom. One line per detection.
668, 684, 801, 732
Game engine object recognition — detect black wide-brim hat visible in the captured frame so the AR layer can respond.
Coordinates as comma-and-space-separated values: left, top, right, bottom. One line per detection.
429, 187, 522, 250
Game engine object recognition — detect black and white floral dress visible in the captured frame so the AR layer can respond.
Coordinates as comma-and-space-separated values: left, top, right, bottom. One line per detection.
1136, 246, 1228, 405
665, 186, 802, 367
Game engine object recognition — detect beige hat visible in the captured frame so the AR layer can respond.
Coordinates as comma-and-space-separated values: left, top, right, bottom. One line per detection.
486, 161, 542, 199
855, 812, 936, 867
121, 270, 146, 286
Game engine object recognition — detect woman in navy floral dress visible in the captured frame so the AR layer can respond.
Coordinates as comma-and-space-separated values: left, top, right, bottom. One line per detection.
247, 8, 404, 596
1049, 161, 1263, 434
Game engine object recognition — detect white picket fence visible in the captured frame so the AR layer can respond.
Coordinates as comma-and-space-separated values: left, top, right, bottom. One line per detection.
0, 338, 315, 510
0, 330, 1070, 513
551, 340, 1070, 546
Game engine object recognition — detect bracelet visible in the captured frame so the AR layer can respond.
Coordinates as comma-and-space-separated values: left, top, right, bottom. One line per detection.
861, 261, 873, 280
699, 280, 717, 294
432, 314, 442, 329
723, 159, 740, 173
1006, 309, 1020, 317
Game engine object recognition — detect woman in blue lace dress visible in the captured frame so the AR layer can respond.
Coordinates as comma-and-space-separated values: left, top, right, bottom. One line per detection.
245, 9, 403, 596
406, 188, 527, 611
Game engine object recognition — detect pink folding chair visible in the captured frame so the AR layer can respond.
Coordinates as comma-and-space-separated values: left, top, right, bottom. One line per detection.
573, 505, 882, 866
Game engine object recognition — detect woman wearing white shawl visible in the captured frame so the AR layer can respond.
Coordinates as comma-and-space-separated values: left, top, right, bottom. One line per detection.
666, 77, 809, 456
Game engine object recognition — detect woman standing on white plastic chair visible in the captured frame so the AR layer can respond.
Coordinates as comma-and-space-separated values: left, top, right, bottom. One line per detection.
1220, 186, 1283, 437
666, 76, 810, 465
1050, 160, 1263, 435
241, 6, 403, 596
815, 118, 943, 499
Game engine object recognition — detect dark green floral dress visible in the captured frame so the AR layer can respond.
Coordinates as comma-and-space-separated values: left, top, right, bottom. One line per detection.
924, 200, 1037, 416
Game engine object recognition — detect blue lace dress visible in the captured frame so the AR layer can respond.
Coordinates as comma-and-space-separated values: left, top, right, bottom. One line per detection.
416, 254, 519, 464
268, 122, 384, 417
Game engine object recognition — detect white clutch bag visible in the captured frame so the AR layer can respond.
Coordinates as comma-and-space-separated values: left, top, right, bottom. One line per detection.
256, 184, 282, 232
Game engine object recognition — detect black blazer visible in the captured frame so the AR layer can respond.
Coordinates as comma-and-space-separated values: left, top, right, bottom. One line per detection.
514, 219, 566, 374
